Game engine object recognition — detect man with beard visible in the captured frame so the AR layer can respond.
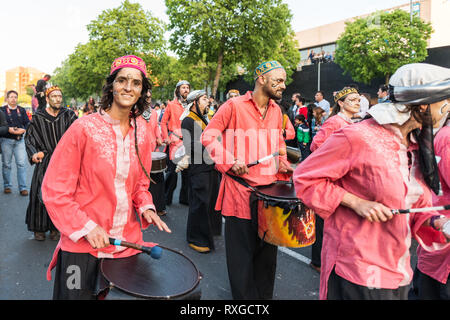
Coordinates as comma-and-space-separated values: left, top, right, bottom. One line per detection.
201, 61, 293, 299
160, 80, 191, 206
25, 86, 78, 241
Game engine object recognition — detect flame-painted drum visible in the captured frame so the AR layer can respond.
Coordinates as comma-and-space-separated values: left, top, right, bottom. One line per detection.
151, 152, 167, 173
254, 182, 316, 248
96, 248, 202, 300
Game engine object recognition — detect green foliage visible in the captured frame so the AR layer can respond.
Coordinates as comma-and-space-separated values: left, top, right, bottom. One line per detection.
165, 0, 300, 95
335, 10, 433, 84
53, 0, 166, 101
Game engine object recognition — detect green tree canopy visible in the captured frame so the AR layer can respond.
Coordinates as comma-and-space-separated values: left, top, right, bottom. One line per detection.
335, 9, 433, 84
165, 0, 300, 96
53, 0, 166, 101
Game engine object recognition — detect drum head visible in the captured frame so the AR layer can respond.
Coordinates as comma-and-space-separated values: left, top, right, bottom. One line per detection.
256, 181, 298, 200
151, 152, 167, 160
100, 248, 201, 299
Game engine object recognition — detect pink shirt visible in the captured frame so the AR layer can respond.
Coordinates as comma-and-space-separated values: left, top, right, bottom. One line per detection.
310, 113, 352, 152
160, 99, 183, 143
293, 118, 449, 299
417, 124, 450, 284
201, 91, 288, 220
42, 112, 156, 280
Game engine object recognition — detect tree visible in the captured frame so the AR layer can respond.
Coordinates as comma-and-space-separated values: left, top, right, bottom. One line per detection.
53, 0, 166, 101
335, 10, 433, 85
165, 0, 300, 96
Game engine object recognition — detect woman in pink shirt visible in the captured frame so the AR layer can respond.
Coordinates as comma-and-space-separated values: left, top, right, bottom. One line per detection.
42, 56, 171, 300
413, 118, 449, 299
310, 87, 360, 152
294, 63, 450, 300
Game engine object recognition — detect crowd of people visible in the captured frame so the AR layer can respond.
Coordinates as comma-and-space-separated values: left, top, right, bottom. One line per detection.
0, 55, 448, 301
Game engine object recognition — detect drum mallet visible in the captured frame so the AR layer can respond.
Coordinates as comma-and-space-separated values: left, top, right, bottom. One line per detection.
109, 238, 162, 259
391, 204, 450, 215
247, 152, 280, 168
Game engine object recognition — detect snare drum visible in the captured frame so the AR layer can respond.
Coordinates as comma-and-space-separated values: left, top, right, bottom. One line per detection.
253, 182, 315, 248
96, 248, 202, 300
151, 152, 167, 173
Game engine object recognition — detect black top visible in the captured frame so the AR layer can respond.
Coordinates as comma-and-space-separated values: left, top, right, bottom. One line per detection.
181, 111, 214, 175
0, 110, 9, 137
0, 105, 30, 140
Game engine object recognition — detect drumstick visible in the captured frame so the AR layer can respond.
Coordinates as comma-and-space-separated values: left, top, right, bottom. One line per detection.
392, 204, 450, 215
109, 238, 162, 259
247, 152, 280, 168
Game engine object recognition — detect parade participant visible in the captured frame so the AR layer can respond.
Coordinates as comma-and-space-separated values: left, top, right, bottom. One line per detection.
160, 80, 191, 206
177, 90, 222, 253
25, 86, 78, 241
226, 89, 240, 100
413, 114, 449, 300
310, 87, 360, 152
143, 90, 166, 217
293, 63, 450, 300
201, 61, 293, 300
41, 55, 171, 300
308, 87, 361, 273
1, 90, 30, 196
36, 75, 51, 111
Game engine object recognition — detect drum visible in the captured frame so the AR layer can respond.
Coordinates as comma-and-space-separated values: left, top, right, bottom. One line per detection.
286, 146, 301, 164
254, 182, 315, 248
96, 248, 202, 300
151, 152, 167, 173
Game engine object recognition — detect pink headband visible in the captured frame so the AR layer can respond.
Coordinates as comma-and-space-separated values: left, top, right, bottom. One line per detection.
110, 55, 147, 77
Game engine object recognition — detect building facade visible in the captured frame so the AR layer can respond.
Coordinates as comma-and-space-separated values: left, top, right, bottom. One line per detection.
4, 67, 45, 96
295, 0, 450, 68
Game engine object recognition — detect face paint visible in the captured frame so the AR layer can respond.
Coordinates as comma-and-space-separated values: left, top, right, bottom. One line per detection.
433, 101, 449, 135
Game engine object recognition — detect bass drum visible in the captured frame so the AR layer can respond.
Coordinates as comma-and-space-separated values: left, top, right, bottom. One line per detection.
96, 247, 202, 300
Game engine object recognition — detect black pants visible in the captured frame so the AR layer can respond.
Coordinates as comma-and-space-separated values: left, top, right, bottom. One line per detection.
411, 266, 449, 300
224, 216, 278, 300
53, 251, 100, 300
148, 172, 166, 212
327, 268, 409, 300
187, 170, 222, 249
311, 215, 324, 267
164, 158, 189, 205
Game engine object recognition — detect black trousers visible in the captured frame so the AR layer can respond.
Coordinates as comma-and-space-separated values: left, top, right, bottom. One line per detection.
148, 172, 166, 212
411, 266, 450, 300
224, 216, 278, 300
53, 251, 99, 300
311, 215, 324, 267
164, 158, 189, 205
186, 170, 222, 249
327, 268, 409, 300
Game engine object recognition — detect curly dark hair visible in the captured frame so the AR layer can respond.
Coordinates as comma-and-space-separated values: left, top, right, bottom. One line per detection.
99, 69, 152, 118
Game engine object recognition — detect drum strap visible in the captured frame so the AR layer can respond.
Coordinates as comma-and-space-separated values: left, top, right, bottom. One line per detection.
225, 172, 256, 192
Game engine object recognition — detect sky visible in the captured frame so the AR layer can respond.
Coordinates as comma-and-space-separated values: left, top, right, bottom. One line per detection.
0, 0, 411, 76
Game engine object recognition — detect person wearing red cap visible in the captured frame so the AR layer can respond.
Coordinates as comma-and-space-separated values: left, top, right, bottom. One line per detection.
41, 55, 171, 299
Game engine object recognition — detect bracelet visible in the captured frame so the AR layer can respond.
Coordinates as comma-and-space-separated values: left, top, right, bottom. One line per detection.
430, 215, 445, 231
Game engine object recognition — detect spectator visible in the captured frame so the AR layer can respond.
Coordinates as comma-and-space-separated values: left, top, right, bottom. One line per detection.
295, 114, 311, 161
377, 84, 391, 103
314, 91, 331, 118
35, 75, 51, 111
1, 90, 30, 195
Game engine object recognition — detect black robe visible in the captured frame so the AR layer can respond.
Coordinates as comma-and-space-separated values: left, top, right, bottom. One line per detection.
24, 107, 78, 232
181, 111, 222, 249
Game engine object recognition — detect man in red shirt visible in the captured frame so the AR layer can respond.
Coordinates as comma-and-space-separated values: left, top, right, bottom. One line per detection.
160, 80, 191, 206
201, 61, 293, 299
